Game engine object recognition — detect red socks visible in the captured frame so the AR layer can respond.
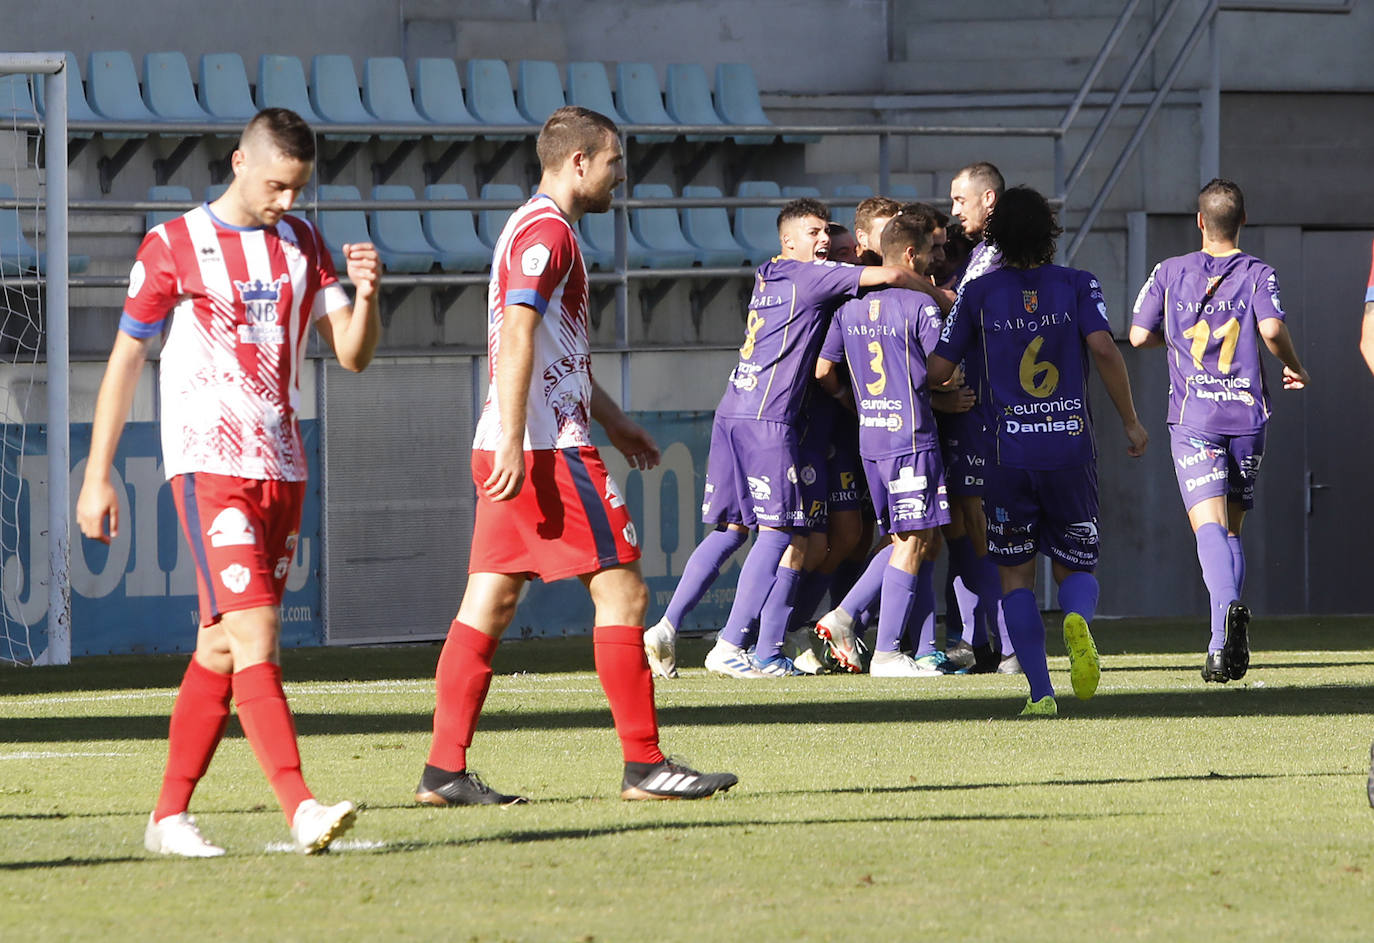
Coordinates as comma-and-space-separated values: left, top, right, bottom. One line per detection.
232, 662, 312, 821
153, 658, 232, 821
593, 625, 664, 765
427, 620, 500, 773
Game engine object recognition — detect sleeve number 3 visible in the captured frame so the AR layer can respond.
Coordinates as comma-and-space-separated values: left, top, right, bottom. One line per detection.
1018, 335, 1060, 398
1181, 316, 1239, 374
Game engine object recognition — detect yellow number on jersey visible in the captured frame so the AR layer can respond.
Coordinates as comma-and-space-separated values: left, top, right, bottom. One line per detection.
1018, 335, 1059, 398
739, 310, 764, 359
1182, 316, 1240, 373
865, 341, 886, 395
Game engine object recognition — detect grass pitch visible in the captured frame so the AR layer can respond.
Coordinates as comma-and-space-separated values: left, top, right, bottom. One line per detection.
3, 616, 1372, 942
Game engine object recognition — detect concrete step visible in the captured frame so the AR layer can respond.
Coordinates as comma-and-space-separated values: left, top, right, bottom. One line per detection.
907, 15, 1151, 58
909, 0, 1142, 23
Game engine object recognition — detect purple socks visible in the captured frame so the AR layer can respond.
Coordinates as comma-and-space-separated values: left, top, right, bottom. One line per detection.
838, 544, 893, 619
755, 565, 803, 660
1002, 588, 1053, 701
1195, 522, 1239, 650
663, 527, 748, 630
1227, 534, 1245, 594
1057, 570, 1099, 623
719, 529, 792, 648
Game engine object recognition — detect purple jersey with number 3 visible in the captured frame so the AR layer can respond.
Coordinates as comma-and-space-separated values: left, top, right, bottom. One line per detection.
716, 258, 863, 423
1131, 249, 1284, 435
935, 264, 1112, 470
833, 287, 944, 458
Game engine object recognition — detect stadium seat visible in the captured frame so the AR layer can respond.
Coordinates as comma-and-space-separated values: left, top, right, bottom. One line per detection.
889, 183, 920, 201
614, 63, 674, 143
310, 55, 377, 129
715, 63, 812, 143
86, 51, 157, 142
33, 52, 100, 138
477, 183, 528, 247
421, 184, 490, 272
314, 185, 374, 271
465, 60, 532, 138
831, 184, 874, 230
630, 184, 698, 268
368, 185, 438, 273
205, 183, 228, 201
565, 62, 625, 124
0, 183, 88, 274
663, 64, 726, 142
142, 52, 211, 121
782, 186, 822, 198
0, 74, 37, 121
198, 53, 258, 122
516, 60, 566, 125
256, 55, 321, 124
579, 209, 651, 269
146, 185, 192, 230
733, 181, 783, 265
361, 57, 423, 125
573, 218, 612, 270
412, 59, 481, 134
681, 185, 749, 267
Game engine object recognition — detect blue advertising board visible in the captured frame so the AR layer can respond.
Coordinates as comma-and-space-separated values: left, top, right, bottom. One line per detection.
1, 421, 323, 658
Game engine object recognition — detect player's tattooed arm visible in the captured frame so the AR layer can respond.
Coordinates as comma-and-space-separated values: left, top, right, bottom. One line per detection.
1361, 303, 1374, 379
1258, 317, 1310, 390
591, 381, 661, 471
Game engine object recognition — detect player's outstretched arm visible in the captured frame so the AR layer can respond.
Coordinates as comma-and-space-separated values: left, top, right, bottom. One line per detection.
1258, 317, 1311, 390
1361, 303, 1374, 378
927, 354, 958, 388
319, 243, 383, 373
77, 332, 153, 543
1086, 331, 1148, 457
1128, 325, 1164, 349
858, 266, 953, 314
590, 381, 660, 471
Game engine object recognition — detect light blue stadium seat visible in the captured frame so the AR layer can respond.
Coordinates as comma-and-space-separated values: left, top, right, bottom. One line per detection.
579, 209, 651, 269
142, 52, 210, 121
614, 63, 674, 143
256, 55, 321, 124
477, 184, 528, 247
368, 185, 437, 273
663, 64, 727, 143
315, 185, 374, 271
421, 184, 489, 272
33, 52, 100, 138
889, 183, 920, 201
205, 183, 229, 201
831, 184, 874, 230
573, 219, 612, 270
465, 60, 532, 140
565, 62, 625, 124
782, 186, 822, 198
733, 181, 783, 266
310, 55, 377, 132
198, 53, 257, 123
516, 60, 566, 125
86, 51, 156, 141
362, 57, 435, 134
0, 74, 37, 121
715, 63, 815, 144
0, 183, 88, 274
412, 59, 481, 136
146, 185, 192, 230
630, 184, 699, 268
681, 185, 749, 267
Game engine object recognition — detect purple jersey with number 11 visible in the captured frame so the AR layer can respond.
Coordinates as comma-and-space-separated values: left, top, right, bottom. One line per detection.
1131, 249, 1285, 435
716, 258, 863, 423
831, 287, 944, 458
935, 264, 1112, 470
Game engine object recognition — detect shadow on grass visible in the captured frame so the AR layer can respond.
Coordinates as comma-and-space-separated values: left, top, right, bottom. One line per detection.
6, 684, 1374, 744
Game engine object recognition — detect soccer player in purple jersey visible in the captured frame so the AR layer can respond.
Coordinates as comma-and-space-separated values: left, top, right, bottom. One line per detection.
826, 223, 860, 264
854, 197, 901, 266
819, 215, 953, 675
646, 198, 936, 679
931, 187, 1149, 716
1129, 179, 1309, 683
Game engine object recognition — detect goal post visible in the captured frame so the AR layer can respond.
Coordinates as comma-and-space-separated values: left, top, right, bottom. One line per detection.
1, 53, 70, 665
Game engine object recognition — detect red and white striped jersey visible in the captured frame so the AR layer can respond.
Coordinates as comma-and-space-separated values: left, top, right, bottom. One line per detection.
120, 204, 349, 481
473, 194, 593, 451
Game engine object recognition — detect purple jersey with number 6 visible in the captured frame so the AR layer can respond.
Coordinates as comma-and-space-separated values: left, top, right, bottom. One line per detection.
716, 258, 863, 423
833, 287, 944, 458
1131, 249, 1285, 435
935, 264, 1112, 470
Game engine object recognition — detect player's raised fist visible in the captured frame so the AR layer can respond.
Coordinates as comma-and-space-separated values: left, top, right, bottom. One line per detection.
1281, 364, 1309, 390
342, 243, 382, 299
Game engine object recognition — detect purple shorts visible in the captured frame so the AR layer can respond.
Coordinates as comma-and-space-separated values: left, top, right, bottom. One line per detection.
702, 414, 807, 529
937, 411, 988, 497
983, 462, 1099, 570
862, 449, 951, 536
1168, 423, 1265, 511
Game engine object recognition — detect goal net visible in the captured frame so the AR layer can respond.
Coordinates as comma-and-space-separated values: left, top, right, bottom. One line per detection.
1, 54, 71, 665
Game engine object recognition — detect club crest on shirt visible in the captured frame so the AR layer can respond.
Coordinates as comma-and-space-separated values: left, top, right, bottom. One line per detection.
234, 275, 287, 344
1022, 290, 1038, 314
868, 298, 881, 321
1205, 275, 1224, 296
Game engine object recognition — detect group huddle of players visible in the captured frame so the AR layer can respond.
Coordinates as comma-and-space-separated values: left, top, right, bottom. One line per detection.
643, 162, 1308, 719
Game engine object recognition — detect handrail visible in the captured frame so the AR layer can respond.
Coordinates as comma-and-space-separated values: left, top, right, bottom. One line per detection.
1058, 0, 1144, 135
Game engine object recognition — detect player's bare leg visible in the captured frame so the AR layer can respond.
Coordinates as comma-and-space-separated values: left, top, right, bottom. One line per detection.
1188, 496, 1249, 682
419, 572, 529, 807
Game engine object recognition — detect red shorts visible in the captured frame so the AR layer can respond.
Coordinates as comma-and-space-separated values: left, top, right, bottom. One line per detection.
470, 446, 641, 582
171, 472, 306, 627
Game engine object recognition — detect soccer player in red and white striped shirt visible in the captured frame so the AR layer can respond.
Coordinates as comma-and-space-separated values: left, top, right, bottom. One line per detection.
77, 109, 381, 856
418, 107, 737, 804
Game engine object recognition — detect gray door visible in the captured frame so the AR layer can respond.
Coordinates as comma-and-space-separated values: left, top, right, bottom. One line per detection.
1300, 229, 1374, 612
